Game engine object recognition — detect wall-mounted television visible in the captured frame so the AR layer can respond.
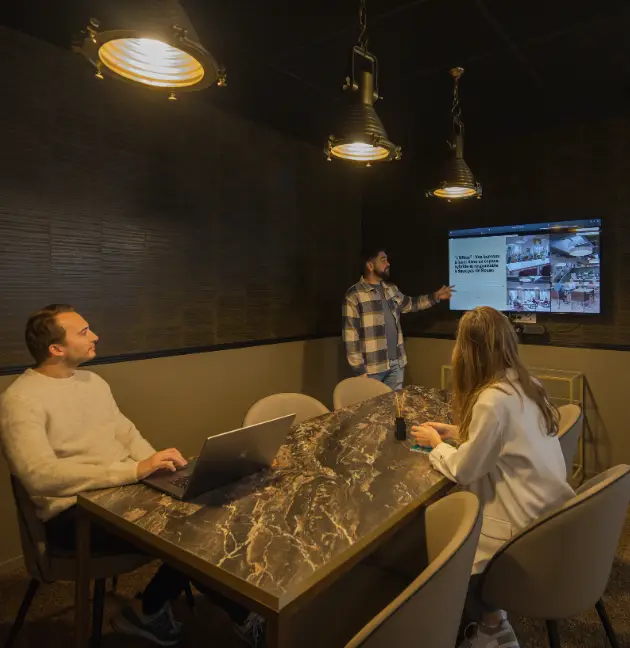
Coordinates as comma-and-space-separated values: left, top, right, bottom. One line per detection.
448, 218, 601, 314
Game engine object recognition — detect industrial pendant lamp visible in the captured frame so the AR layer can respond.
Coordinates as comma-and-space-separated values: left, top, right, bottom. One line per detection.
325, 0, 401, 166
428, 67, 482, 200
73, 0, 226, 99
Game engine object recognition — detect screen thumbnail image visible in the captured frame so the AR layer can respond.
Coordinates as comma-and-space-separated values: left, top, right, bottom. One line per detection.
550, 231, 600, 313
507, 288, 551, 312
506, 235, 551, 284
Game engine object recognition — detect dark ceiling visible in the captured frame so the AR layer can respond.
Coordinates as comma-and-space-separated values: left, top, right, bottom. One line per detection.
3, 0, 630, 155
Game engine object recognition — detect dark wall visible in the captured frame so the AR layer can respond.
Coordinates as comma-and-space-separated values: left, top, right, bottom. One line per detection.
0, 27, 362, 370
363, 114, 630, 350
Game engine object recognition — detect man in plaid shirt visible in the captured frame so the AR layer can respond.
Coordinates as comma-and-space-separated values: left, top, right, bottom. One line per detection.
343, 248, 454, 390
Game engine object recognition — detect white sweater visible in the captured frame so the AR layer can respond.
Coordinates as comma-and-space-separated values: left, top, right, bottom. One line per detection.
0, 369, 155, 521
430, 375, 575, 573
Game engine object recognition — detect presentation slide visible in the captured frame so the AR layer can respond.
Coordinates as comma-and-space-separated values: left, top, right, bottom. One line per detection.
448, 219, 601, 314
449, 236, 508, 311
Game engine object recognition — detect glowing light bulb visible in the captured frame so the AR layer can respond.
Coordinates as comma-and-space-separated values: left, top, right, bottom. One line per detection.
433, 185, 478, 199
330, 141, 390, 162
99, 37, 204, 88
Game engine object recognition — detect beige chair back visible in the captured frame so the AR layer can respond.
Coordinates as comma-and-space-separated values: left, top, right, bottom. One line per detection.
481, 465, 630, 619
11, 475, 149, 583
243, 393, 329, 427
346, 492, 482, 648
333, 377, 392, 411
557, 404, 582, 478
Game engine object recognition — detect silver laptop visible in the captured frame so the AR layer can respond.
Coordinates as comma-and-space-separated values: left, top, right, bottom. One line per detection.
142, 414, 295, 500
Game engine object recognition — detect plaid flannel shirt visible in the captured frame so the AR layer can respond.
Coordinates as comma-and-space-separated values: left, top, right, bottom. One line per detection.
342, 278, 437, 375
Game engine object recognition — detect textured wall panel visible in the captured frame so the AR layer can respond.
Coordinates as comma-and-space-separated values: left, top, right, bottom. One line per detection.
0, 27, 362, 369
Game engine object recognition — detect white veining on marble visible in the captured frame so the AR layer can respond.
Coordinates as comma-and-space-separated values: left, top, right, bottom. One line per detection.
86, 386, 451, 599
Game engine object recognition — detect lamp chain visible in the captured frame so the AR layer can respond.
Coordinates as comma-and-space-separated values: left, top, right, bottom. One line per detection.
358, 0, 368, 51
451, 74, 464, 136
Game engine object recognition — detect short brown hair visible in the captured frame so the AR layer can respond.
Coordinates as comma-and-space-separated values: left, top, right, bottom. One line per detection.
25, 304, 76, 365
362, 246, 386, 272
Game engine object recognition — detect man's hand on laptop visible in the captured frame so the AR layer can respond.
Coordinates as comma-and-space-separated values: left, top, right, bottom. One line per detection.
137, 449, 188, 480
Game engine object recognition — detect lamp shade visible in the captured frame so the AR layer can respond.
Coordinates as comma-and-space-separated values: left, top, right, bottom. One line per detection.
431, 152, 482, 200
74, 0, 223, 94
327, 70, 401, 164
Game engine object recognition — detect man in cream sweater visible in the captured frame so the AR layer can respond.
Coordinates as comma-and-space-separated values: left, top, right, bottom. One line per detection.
0, 304, 189, 646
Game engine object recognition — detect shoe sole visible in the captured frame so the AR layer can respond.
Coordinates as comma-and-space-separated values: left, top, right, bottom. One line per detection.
233, 624, 255, 647
111, 614, 181, 647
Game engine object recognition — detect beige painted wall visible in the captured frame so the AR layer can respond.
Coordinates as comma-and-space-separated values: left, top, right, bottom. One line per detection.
406, 337, 630, 474
0, 337, 350, 568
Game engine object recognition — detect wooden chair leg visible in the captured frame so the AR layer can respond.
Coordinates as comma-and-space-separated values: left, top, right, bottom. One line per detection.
546, 620, 561, 648
3, 579, 40, 648
90, 579, 106, 648
596, 599, 620, 648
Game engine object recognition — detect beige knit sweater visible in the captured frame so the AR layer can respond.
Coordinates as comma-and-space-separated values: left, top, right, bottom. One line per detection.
0, 369, 155, 521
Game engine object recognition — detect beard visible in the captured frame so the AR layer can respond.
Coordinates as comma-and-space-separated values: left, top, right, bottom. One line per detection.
67, 346, 96, 367
375, 267, 390, 280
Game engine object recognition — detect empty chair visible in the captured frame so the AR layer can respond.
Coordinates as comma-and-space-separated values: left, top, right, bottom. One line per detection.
333, 377, 392, 410
557, 403, 583, 479
480, 465, 630, 648
243, 392, 330, 427
343, 492, 481, 647
5, 476, 150, 648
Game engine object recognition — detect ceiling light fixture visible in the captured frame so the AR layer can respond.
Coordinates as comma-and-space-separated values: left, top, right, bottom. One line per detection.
427, 67, 482, 200
325, 0, 401, 166
73, 0, 226, 99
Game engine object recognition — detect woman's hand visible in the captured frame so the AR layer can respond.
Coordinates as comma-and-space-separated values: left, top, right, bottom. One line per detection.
410, 424, 443, 449
423, 422, 459, 440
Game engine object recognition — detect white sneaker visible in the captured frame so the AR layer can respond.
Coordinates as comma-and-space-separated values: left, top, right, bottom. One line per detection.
233, 612, 266, 647
112, 601, 183, 646
458, 620, 520, 648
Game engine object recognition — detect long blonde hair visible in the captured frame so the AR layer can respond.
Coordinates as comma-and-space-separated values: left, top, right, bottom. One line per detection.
451, 306, 558, 444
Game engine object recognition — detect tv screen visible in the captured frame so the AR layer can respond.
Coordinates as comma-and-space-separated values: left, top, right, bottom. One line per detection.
449, 218, 601, 314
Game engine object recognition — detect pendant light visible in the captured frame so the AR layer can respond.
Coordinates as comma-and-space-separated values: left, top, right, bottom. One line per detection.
427, 67, 482, 200
325, 0, 401, 166
73, 0, 226, 99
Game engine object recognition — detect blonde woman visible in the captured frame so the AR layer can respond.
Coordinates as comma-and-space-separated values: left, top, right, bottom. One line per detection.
412, 306, 574, 648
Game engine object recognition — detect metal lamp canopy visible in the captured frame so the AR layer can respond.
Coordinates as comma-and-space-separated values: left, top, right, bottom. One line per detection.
74, 0, 226, 99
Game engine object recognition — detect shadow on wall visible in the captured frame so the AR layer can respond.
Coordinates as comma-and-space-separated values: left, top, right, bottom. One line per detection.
583, 378, 612, 475
301, 338, 350, 410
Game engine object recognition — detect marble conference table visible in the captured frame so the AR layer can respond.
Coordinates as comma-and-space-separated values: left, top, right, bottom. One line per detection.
75, 386, 453, 647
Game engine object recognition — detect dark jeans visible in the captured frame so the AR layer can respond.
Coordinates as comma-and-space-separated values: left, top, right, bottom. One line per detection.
457, 574, 499, 641
368, 358, 404, 391
464, 574, 497, 621
45, 506, 250, 623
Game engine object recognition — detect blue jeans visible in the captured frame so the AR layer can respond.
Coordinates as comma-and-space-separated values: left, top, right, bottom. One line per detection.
369, 358, 404, 391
